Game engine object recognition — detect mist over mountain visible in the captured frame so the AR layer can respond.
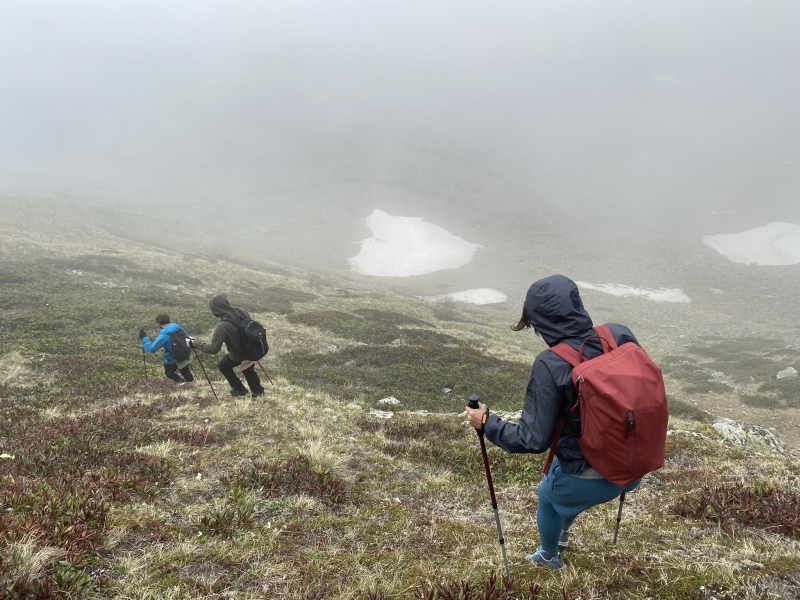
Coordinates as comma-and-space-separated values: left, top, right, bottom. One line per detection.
2, 1, 798, 222
1, 1, 799, 332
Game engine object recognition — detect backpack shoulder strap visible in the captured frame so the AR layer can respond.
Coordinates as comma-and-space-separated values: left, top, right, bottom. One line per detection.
549, 343, 583, 367
222, 309, 246, 326
543, 420, 564, 477
594, 325, 618, 352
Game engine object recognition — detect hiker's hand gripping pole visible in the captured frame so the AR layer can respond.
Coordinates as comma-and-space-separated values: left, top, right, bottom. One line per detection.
467, 394, 510, 580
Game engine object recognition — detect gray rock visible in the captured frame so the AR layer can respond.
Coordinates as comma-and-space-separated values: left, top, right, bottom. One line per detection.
328, 344, 338, 351
344, 360, 357, 368
777, 366, 798, 379
368, 410, 394, 419
442, 388, 452, 394
390, 338, 402, 346
357, 341, 368, 346
712, 417, 792, 457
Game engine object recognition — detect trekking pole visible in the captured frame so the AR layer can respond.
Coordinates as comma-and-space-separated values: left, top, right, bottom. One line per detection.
613, 492, 626, 544
192, 346, 219, 403
468, 394, 510, 579
256, 360, 274, 385
142, 346, 148, 383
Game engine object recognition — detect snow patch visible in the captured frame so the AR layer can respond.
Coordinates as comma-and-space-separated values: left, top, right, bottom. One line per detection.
703, 222, 800, 266
576, 281, 691, 303
348, 210, 482, 277
423, 288, 507, 305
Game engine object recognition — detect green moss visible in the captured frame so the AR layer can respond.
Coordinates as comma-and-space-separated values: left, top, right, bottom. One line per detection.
287, 310, 401, 344
281, 344, 530, 412
665, 337, 800, 408
353, 308, 432, 328
667, 396, 712, 423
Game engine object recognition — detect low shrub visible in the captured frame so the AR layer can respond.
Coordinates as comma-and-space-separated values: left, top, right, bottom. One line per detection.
221, 455, 350, 506
671, 484, 800, 537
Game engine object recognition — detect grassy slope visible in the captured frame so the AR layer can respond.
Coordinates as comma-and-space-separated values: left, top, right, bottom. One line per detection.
1, 206, 800, 599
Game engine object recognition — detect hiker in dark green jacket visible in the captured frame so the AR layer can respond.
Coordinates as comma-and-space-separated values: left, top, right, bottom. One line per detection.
187, 294, 264, 397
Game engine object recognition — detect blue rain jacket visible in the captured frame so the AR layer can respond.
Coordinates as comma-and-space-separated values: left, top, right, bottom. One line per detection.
142, 323, 189, 365
483, 275, 640, 475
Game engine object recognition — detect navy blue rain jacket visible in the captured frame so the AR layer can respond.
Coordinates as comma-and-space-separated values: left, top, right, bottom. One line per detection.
482, 275, 640, 475
142, 323, 189, 365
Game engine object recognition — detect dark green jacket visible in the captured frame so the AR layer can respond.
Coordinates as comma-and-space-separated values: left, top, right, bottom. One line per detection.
194, 294, 252, 362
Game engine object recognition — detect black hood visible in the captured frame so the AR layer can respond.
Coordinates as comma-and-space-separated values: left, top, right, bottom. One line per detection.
525, 275, 593, 346
209, 294, 239, 320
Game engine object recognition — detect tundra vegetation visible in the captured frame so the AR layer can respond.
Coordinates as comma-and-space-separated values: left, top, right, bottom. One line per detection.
1, 219, 799, 599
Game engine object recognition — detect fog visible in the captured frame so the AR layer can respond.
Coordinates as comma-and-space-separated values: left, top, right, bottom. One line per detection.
1, 1, 799, 293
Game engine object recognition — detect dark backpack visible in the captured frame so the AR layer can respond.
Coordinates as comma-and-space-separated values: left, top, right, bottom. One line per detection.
223, 308, 269, 361
546, 325, 669, 487
170, 328, 192, 363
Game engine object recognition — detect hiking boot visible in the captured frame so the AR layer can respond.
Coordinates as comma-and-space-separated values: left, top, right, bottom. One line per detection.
251, 388, 265, 398
558, 529, 570, 549
229, 388, 249, 398
526, 547, 566, 571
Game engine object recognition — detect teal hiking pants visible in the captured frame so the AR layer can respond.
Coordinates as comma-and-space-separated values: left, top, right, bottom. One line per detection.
536, 460, 641, 554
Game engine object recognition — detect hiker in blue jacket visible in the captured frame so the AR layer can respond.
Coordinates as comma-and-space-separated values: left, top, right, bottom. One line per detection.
139, 314, 194, 384
466, 275, 641, 570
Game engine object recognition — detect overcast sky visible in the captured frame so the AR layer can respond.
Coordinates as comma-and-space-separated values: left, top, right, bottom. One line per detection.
1, 0, 798, 220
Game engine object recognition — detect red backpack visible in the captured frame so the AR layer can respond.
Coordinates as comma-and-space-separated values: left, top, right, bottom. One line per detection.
545, 325, 668, 487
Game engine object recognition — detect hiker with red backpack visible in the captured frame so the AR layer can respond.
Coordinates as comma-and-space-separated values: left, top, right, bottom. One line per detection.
186, 294, 268, 398
466, 275, 668, 570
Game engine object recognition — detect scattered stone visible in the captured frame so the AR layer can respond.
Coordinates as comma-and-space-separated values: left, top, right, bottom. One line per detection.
281, 386, 295, 393
411, 410, 429, 415
344, 360, 357, 368
737, 559, 764, 571
345, 403, 362, 411
378, 396, 400, 405
668, 429, 709, 441
712, 417, 791, 457
777, 366, 798, 380
357, 342, 368, 346
328, 344, 338, 351
390, 338, 402, 346
368, 410, 394, 419
442, 388, 452, 394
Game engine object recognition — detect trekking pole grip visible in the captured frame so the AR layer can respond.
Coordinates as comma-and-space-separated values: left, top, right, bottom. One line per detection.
467, 394, 486, 437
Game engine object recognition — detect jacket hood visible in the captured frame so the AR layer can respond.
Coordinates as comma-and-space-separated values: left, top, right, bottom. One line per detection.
525, 275, 593, 346
160, 323, 181, 335
209, 294, 239, 320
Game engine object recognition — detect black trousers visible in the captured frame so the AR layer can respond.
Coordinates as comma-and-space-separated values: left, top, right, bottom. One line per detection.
164, 362, 193, 383
218, 354, 263, 395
